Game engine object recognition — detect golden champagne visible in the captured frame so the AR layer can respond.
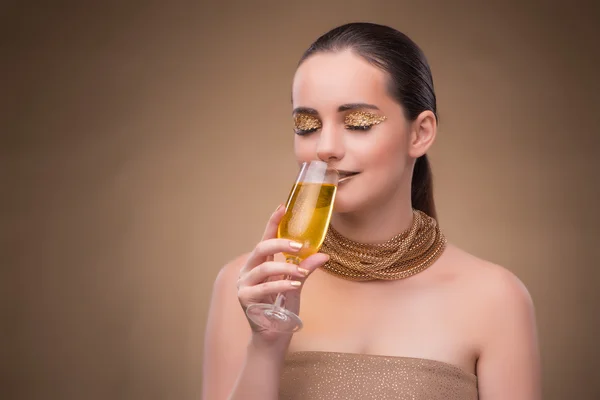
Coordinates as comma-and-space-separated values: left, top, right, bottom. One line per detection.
278, 182, 337, 261
245, 161, 337, 333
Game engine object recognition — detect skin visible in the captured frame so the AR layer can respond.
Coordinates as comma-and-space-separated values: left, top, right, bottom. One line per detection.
202, 50, 542, 400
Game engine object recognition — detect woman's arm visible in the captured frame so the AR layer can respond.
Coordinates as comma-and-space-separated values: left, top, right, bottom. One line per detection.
202, 206, 329, 399
202, 256, 285, 400
477, 269, 542, 400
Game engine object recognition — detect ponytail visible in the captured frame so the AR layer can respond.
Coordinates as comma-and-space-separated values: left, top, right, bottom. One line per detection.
411, 154, 437, 220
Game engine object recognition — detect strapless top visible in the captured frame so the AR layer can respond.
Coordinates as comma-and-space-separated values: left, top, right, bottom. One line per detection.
279, 351, 478, 399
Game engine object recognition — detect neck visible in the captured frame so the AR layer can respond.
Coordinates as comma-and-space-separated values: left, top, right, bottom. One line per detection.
330, 198, 414, 244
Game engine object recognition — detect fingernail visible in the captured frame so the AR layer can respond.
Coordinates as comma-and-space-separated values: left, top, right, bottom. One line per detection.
297, 267, 310, 276
290, 280, 302, 287
289, 241, 303, 250
274, 204, 284, 213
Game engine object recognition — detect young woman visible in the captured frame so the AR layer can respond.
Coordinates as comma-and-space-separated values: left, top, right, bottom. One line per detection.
203, 22, 541, 400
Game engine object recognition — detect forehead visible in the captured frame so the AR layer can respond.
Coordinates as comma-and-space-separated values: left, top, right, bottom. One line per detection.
292, 50, 391, 110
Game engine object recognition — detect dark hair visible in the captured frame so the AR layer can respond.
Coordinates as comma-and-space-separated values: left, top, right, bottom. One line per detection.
298, 22, 438, 219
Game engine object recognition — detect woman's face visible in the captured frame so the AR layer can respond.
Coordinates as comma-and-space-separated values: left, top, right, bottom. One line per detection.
292, 50, 425, 214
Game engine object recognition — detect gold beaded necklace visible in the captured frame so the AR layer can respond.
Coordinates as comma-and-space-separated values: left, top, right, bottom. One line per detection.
319, 209, 447, 281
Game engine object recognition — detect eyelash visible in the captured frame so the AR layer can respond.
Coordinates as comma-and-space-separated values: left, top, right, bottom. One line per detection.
345, 124, 372, 131
294, 128, 318, 136
294, 124, 374, 136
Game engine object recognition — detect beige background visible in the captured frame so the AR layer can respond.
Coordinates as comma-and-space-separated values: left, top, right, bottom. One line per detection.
3, 1, 599, 399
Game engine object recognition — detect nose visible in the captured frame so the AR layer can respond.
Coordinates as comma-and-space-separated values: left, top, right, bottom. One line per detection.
316, 125, 345, 163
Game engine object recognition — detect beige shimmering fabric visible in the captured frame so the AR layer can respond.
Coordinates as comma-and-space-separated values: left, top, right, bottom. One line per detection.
280, 352, 478, 400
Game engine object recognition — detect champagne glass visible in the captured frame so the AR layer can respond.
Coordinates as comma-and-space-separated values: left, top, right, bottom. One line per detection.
245, 160, 339, 333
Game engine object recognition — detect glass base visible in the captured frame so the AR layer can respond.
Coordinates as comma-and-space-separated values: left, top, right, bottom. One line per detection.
246, 303, 303, 333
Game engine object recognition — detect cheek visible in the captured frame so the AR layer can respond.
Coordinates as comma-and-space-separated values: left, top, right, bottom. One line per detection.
293, 136, 316, 162
359, 132, 407, 173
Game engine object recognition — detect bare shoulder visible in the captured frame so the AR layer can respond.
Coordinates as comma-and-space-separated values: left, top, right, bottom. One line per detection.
215, 252, 251, 285
202, 252, 252, 399
206, 252, 251, 333
206, 252, 252, 336
445, 243, 534, 305
444, 244, 537, 344
444, 246, 541, 397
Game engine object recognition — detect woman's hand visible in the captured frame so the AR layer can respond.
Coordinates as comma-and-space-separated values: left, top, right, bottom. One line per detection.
236, 204, 329, 346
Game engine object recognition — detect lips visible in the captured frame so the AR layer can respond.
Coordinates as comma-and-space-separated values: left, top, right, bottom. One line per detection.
337, 170, 360, 182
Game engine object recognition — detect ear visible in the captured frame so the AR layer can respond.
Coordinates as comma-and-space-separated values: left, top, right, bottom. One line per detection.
408, 110, 437, 158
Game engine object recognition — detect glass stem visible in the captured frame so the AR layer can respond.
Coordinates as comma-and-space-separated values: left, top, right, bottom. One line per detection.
274, 293, 286, 308
273, 256, 301, 309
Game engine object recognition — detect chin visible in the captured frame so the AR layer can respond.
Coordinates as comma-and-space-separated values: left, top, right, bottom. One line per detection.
333, 174, 393, 215
332, 183, 369, 214
332, 199, 355, 214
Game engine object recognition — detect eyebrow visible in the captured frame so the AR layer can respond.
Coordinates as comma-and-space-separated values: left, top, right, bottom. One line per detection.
338, 103, 380, 111
292, 107, 318, 115
292, 103, 380, 115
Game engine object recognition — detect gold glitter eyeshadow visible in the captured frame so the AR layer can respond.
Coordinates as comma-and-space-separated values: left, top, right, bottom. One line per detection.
344, 111, 387, 127
293, 114, 322, 132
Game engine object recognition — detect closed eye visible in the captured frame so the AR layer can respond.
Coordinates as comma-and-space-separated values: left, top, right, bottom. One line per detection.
294, 127, 319, 135
345, 124, 373, 131
344, 111, 387, 131
293, 114, 321, 136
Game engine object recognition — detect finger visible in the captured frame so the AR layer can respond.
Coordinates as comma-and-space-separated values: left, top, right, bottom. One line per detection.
243, 261, 308, 286
296, 253, 330, 281
261, 204, 286, 241
239, 279, 302, 304
243, 238, 303, 272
